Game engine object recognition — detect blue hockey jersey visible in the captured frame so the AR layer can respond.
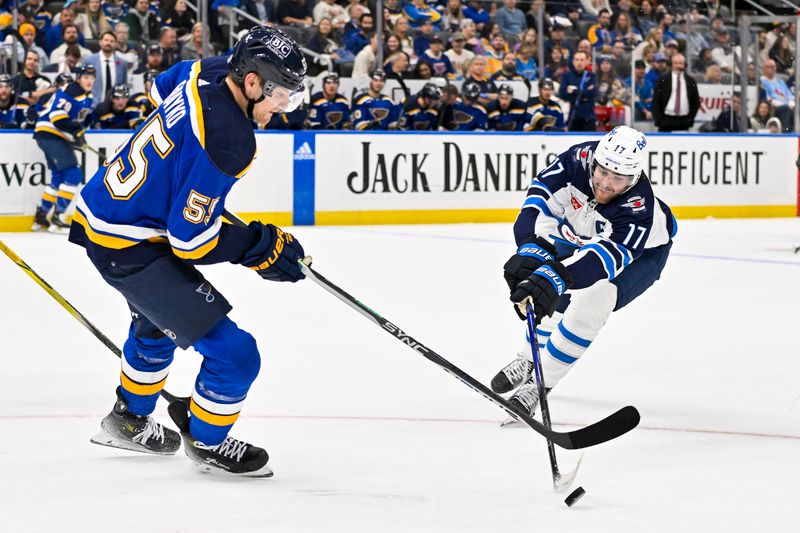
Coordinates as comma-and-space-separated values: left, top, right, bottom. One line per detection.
486, 97, 528, 131
33, 82, 94, 142
526, 96, 565, 131
307, 91, 350, 129
90, 99, 144, 129
351, 92, 398, 130
396, 97, 439, 131
70, 58, 258, 263
0, 99, 28, 128
515, 140, 676, 290
441, 100, 487, 131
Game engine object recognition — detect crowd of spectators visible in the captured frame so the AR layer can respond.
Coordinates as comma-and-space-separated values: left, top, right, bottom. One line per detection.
0, 0, 797, 132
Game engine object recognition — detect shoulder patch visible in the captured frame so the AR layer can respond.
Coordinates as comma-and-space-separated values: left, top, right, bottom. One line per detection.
621, 195, 647, 212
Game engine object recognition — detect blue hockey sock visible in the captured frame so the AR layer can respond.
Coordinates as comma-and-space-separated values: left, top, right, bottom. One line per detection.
119, 324, 176, 416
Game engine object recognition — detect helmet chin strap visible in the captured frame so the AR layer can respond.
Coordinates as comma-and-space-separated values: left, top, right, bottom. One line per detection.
238, 79, 265, 120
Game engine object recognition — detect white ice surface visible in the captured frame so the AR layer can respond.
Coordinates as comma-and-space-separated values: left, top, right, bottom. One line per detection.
1, 218, 800, 533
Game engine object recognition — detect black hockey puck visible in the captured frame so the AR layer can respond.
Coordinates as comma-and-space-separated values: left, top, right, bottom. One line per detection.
564, 486, 586, 507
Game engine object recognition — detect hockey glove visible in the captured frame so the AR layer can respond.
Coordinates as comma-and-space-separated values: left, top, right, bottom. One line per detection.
241, 222, 306, 282
510, 261, 573, 323
72, 129, 87, 150
503, 236, 557, 291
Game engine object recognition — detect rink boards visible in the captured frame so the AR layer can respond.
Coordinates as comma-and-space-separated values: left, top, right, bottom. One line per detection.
0, 130, 797, 230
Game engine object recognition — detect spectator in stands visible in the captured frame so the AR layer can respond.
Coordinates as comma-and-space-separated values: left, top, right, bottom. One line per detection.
653, 53, 699, 132
761, 59, 794, 132
524, 0, 547, 35
101, 0, 130, 26
412, 20, 436, 58
464, 55, 497, 105
544, 45, 568, 84
588, 8, 613, 53
84, 0, 112, 40
663, 39, 680, 62
277, 0, 313, 26
343, 3, 364, 34
491, 52, 526, 86
610, 39, 630, 79
710, 27, 737, 75
12, 49, 53, 105
681, 17, 710, 58
560, 50, 597, 131
403, 0, 441, 30
44, 7, 77, 54
180, 23, 206, 60
313, 0, 346, 30
751, 100, 774, 130
544, 22, 573, 63
159, 27, 180, 69
712, 92, 748, 132
393, 16, 416, 60
692, 47, 715, 76
483, 32, 506, 75
495, 0, 526, 38
121, 0, 160, 43
4, 22, 47, 69
49, 23, 91, 64
610, 11, 641, 48
579, 0, 610, 18
657, 11, 676, 43
634, 27, 663, 61
134, 43, 165, 73
23, 0, 52, 49
769, 34, 794, 76
463, 0, 490, 32
515, 28, 537, 53
384, 51, 410, 96
83, 30, 127, 103
577, 39, 593, 66
307, 17, 344, 66
636, 0, 657, 34
444, 32, 474, 77
113, 22, 139, 71
43, 43, 81, 74
413, 59, 434, 80
514, 43, 537, 81
384, 0, 404, 28
163, 0, 196, 38
703, 64, 721, 84
383, 33, 402, 60
610, 0, 640, 34
460, 18, 482, 55
420, 35, 454, 78
241, 0, 276, 27
645, 52, 668, 87
438, 0, 461, 33
765, 116, 782, 134
344, 12, 373, 56
595, 55, 626, 106
308, 72, 350, 129
633, 59, 653, 121
352, 34, 378, 79
397, 81, 441, 130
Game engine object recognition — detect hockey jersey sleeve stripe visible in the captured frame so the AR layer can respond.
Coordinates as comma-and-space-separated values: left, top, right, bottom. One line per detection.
171, 235, 220, 260
582, 243, 617, 279
190, 399, 240, 426
168, 215, 223, 252
186, 61, 206, 149
74, 197, 167, 243
608, 240, 633, 267
34, 124, 71, 140
557, 322, 592, 348
522, 196, 555, 218
546, 339, 578, 364
120, 372, 167, 396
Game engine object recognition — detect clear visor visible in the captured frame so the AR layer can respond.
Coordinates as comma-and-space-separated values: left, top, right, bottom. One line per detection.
264, 81, 307, 113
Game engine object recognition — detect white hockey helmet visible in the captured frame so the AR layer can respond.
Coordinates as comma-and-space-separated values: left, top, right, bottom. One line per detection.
593, 126, 648, 186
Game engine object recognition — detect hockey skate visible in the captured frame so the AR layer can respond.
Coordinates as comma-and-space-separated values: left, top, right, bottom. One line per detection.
168, 400, 273, 478
47, 213, 71, 234
90, 388, 181, 455
500, 378, 550, 427
490, 351, 533, 394
31, 206, 51, 231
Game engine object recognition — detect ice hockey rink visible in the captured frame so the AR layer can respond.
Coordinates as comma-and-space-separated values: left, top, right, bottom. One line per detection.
1, 217, 799, 533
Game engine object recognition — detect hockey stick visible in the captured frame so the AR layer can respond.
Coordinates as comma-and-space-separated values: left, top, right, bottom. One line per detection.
222, 210, 640, 449
0, 239, 185, 404
527, 304, 583, 493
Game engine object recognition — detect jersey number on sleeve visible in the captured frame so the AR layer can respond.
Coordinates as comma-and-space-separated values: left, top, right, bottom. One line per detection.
622, 223, 647, 248
104, 114, 174, 200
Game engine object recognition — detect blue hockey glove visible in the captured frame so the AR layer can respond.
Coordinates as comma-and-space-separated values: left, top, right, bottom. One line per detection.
241, 222, 306, 282
510, 261, 573, 323
503, 236, 557, 291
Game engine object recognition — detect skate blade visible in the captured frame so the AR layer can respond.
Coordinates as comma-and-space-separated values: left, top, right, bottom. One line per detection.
192, 461, 274, 479
90, 432, 178, 456
47, 226, 70, 235
31, 223, 49, 232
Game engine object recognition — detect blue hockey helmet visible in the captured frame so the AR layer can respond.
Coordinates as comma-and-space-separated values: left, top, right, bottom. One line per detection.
229, 25, 307, 114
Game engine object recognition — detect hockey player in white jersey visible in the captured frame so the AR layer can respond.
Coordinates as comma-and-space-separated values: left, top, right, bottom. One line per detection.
492, 126, 677, 417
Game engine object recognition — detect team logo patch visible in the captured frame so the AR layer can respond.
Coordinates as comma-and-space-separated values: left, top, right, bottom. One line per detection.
570, 196, 583, 210
267, 35, 292, 58
622, 196, 646, 212
196, 282, 216, 303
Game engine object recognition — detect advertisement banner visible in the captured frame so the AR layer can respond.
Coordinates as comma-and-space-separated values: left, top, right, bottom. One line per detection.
314, 132, 798, 223
696, 84, 758, 122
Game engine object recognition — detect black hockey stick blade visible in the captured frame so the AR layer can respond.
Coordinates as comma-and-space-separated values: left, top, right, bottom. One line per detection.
0, 239, 187, 404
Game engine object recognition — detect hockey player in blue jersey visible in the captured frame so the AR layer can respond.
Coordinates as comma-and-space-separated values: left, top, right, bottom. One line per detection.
351, 70, 398, 130
90, 84, 144, 129
491, 126, 676, 418
0, 74, 29, 128
526, 78, 566, 131
397, 82, 441, 131
308, 72, 350, 129
31, 64, 96, 233
67, 26, 309, 477
486, 84, 528, 131
440, 80, 487, 131
130, 69, 159, 118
